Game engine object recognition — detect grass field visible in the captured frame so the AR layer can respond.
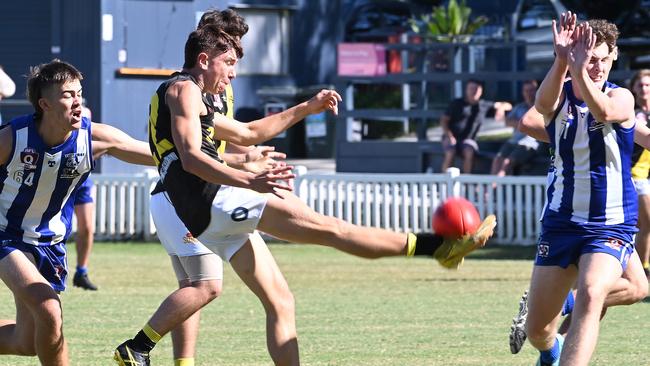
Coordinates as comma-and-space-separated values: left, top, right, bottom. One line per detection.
0, 242, 647, 365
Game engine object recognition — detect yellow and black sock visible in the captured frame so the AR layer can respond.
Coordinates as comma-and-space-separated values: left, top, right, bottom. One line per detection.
175, 358, 195, 366
130, 323, 161, 353
406, 233, 444, 257
643, 261, 650, 276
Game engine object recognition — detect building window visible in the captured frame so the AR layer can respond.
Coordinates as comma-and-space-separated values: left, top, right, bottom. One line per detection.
230, 7, 290, 75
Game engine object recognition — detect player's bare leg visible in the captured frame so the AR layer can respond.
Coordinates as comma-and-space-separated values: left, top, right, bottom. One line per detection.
0, 251, 68, 365
257, 190, 495, 266
636, 194, 650, 276
526, 265, 575, 365
560, 253, 623, 366
171, 281, 202, 365
230, 235, 299, 366
73, 202, 98, 290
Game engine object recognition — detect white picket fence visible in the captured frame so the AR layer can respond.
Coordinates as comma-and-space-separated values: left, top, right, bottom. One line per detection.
85, 169, 547, 245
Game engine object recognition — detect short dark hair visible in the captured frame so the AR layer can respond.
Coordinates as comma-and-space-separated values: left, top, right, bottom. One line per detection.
27, 59, 83, 119
183, 24, 243, 69
198, 9, 248, 38
587, 19, 619, 53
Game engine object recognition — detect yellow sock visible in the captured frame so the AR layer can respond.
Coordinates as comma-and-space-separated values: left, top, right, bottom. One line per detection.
406, 233, 417, 257
175, 358, 195, 366
143, 323, 162, 343
643, 261, 649, 270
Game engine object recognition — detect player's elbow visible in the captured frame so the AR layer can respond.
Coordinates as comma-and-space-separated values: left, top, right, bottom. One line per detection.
177, 150, 204, 175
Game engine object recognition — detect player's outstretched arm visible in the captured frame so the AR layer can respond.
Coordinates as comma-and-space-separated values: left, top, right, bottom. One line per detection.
0, 127, 13, 167
634, 120, 650, 150
212, 89, 342, 146
518, 106, 550, 143
536, 11, 576, 117
168, 80, 294, 196
90, 122, 155, 166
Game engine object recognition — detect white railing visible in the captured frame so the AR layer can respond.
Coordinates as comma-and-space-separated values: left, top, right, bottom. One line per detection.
83, 169, 547, 245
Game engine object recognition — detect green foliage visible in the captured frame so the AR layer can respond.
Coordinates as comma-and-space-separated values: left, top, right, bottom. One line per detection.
0, 242, 647, 365
410, 0, 489, 42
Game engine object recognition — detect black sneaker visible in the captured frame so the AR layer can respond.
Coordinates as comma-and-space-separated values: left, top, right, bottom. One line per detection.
73, 271, 98, 291
114, 340, 150, 366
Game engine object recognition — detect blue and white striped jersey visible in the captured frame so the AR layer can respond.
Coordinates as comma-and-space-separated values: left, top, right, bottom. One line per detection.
542, 80, 637, 228
0, 115, 93, 245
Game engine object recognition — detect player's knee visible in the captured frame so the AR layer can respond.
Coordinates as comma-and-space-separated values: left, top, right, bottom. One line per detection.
34, 299, 64, 329
633, 280, 649, 302
195, 280, 222, 301
576, 284, 607, 310
13, 340, 37, 356
272, 288, 295, 318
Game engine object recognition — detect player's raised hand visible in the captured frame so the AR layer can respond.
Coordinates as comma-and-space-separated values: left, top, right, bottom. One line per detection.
307, 89, 343, 115
249, 165, 296, 197
552, 11, 577, 62
568, 23, 596, 73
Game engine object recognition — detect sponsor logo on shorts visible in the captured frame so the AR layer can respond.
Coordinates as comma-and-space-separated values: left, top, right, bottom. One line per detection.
183, 232, 199, 244
604, 238, 623, 252
53, 265, 66, 281
537, 242, 550, 258
231, 207, 249, 222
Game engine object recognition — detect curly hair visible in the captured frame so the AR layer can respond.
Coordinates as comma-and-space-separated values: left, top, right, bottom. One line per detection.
587, 19, 619, 53
197, 9, 248, 38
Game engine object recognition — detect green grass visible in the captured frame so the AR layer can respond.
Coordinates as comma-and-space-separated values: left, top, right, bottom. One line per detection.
0, 242, 647, 365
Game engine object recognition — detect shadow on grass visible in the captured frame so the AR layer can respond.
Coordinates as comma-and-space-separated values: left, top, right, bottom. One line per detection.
466, 245, 537, 261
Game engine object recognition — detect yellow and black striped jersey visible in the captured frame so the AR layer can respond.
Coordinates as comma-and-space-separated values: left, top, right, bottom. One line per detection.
214, 84, 235, 159
149, 72, 223, 236
632, 109, 650, 180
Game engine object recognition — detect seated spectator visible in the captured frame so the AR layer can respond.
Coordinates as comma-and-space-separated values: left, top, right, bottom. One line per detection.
440, 79, 511, 173
490, 80, 540, 177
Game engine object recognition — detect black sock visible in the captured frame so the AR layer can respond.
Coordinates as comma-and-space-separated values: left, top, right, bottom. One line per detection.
129, 330, 156, 353
413, 233, 444, 256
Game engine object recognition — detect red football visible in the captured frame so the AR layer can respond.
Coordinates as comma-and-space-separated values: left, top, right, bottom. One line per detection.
432, 197, 481, 238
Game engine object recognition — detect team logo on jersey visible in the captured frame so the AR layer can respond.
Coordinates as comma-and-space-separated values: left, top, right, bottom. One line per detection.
537, 241, 550, 258
59, 152, 85, 178
20, 148, 39, 170
183, 232, 199, 244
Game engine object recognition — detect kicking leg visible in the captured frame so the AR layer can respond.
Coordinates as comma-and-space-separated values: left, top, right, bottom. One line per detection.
258, 190, 495, 266
230, 234, 299, 366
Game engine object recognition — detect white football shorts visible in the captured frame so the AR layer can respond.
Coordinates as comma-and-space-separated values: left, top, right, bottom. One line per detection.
151, 185, 268, 262
634, 178, 650, 196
